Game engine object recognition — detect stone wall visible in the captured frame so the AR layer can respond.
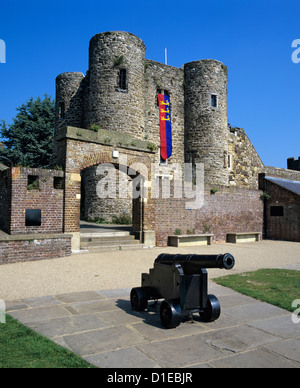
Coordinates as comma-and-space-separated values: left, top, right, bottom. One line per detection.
81, 165, 132, 222
55, 72, 85, 137
263, 166, 300, 182
228, 127, 264, 189
144, 60, 185, 167
84, 31, 146, 138
184, 60, 229, 187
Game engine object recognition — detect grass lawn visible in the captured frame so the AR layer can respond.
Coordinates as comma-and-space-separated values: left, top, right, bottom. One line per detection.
214, 269, 300, 312
0, 315, 95, 368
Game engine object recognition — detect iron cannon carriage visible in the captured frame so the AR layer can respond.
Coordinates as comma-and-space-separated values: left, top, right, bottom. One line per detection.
130, 253, 235, 328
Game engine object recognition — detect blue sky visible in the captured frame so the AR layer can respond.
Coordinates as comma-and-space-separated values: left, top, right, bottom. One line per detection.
0, 0, 300, 168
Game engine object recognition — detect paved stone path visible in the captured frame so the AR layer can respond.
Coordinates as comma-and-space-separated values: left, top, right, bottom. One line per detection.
6, 283, 300, 368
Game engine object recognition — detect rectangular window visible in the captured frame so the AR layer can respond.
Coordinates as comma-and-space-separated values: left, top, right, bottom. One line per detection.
27, 175, 39, 190
228, 154, 233, 169
54, 177, 64, 190
211, 94, 218, 108
270, 206, 284, 217
119, 69, 127, 90
58, 102, 65, 119
25, 209, 42, 227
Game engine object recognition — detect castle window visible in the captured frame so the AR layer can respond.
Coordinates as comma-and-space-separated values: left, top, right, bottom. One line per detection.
211, 94, 218, 108
54, 177, 64, 190
27, 175, 39, 190
119, 69, 127, 91
58, 102, 65, 119
270, 206, 284, 217
228, 154, 233, 170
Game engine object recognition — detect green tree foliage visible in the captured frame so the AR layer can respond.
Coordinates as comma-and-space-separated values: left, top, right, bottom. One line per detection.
0, 95, 55, 168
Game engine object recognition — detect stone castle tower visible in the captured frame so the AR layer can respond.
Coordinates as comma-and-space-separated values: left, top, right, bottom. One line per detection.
55, 31, 263, 222
184, 60, 229, 186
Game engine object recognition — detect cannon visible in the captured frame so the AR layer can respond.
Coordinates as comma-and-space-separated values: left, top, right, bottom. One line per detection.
130, 253, 235, 329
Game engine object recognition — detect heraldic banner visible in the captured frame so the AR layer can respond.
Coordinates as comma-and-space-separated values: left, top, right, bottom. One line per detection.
158, 94, 172, 160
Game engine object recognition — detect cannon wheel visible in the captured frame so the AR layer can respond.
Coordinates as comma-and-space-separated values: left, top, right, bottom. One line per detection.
160, 300, 182, 329
200, 294, 221, 322
130, 287, 148, 311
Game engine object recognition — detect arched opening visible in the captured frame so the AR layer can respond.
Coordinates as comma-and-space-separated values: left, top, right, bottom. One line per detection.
80, 161, 145, 241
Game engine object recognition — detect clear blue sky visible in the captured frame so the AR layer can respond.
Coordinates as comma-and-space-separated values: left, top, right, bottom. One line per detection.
1, 0, 300, 168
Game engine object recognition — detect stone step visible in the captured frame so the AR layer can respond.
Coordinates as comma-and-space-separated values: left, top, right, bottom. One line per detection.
83, 243, 145, 253
81, 238, 141, 247
80, 231, 143, 252
80, 231, 131, 238
80, 235, 136, 245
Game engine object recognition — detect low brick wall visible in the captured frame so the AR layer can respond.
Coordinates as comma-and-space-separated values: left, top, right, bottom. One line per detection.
0, 233, 72, 265
154, 187, 263, 247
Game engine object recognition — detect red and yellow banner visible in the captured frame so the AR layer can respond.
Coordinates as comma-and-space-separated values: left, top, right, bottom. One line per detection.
158, 94, 172, 160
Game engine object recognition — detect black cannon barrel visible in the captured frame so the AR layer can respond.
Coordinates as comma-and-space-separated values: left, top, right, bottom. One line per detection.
155, 253, 235, 272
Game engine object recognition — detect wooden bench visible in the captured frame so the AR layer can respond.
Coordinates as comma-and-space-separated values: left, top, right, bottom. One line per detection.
226, 232, 261, 244
168, 234, 214, 247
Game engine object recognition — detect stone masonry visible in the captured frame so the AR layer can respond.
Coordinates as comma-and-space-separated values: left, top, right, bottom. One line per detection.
54, 31, 267, 247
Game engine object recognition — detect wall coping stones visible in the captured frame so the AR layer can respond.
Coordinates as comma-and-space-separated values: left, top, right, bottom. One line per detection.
0, 230, 73, 242
55, 126, 156, 154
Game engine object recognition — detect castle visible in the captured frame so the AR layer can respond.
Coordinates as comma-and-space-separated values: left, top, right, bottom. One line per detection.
55, 31, 264, 190
0, 31, 299, 263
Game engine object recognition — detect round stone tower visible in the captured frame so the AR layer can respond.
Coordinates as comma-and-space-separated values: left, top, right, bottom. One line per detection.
184, 60, 229, 187
84, 31, 146, 139
55, 72, 85, 137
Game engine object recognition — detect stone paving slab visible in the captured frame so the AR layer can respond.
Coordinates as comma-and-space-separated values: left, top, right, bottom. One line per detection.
6, 283, 300, 368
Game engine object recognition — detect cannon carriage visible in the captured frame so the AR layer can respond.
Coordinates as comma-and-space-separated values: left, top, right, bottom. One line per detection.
130, 253, 235, 328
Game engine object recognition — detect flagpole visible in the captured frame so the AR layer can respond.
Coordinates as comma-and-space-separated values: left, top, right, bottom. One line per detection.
165, 47, 167, 65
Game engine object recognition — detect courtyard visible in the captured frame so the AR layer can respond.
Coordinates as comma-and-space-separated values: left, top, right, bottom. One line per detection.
0, 240, 299, 368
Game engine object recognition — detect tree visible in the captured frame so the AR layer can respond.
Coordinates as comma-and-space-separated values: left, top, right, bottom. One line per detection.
0, 95, 55, 168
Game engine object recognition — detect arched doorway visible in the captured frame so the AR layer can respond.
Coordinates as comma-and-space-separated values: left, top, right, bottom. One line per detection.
80, 161, 145, 241
56, 132, 156, 250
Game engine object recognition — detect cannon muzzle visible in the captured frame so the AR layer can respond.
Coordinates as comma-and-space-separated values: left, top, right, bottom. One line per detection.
155, 253, 235, 273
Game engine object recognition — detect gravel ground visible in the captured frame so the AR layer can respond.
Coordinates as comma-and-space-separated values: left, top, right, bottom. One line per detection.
0, 240, 299, 301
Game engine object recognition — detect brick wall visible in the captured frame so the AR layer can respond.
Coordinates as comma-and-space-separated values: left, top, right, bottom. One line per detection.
153, 186, 263, 246
9, 167, 64, 235
10, 167, 65, 234
264, 180, 300, 242
0, 235, 72, 264
0, 168, 11, 233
